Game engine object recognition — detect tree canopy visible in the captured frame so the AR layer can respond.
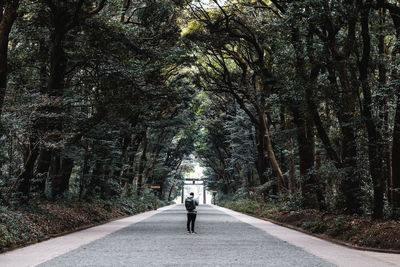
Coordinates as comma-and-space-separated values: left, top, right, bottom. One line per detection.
0, 0, 400, 220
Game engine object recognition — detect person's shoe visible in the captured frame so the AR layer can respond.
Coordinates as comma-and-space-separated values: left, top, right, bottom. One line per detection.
191, 231, 197, 234
187, 231, 191, 234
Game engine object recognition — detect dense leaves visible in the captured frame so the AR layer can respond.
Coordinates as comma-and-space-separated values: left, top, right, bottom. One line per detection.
1, 0, 400, 225
0, 0, 196, 207
187, 0, 400, 219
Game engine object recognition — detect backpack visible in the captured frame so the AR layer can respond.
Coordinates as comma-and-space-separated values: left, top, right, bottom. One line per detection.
185, 197, 195, 211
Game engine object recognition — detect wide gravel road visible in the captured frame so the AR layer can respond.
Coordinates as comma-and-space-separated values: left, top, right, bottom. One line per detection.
38, 204, 332, 267
2, 204, 400, 266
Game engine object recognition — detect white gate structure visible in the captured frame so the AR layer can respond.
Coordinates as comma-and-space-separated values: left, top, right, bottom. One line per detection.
181, 178, 209, 204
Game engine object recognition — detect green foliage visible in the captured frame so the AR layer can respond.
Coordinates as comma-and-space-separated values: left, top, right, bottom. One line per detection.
300, 220, 328, 234
0, 194, 165, 250
325, 216, 356, 238
222, 195, 280, 217
1, 0, 400, 228
0, 206, 44, 248
225, 199, 262, 215
0, 0, 197, 206
281, 193, 303, 212
187, 0, 400, 219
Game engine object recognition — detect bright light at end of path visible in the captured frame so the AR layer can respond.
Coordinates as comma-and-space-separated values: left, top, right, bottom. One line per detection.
175, 159, 213, 204
187, 162, 204, 178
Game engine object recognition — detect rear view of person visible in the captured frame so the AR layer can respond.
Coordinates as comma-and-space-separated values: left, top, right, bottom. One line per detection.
185, 192, 199, 234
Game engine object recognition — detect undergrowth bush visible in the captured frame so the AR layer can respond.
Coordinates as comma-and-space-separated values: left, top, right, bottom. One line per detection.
0, 192, 172, 250
225, 199, 261, 214
326, 215, 355, 238
0, 206, 44, 249
222, 196, 280, 217
300, 220, 328, 234
281, 193, 302, 211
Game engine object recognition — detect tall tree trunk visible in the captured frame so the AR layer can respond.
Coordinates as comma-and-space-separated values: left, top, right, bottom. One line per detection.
288, 138, 296, 194
292, 105, 319, 209
48, 153, 73, 199
377, 8, 392, 206
291, 25, 321, 209
137, 132, 148, 194
318, 2, 362, 214
264, 116, 284, 191
255, 86, 284, 194
359, 4, 384, 219
305, 82, 341, 165
143, 131, 165, 185
0, 0, 19, 117
255, 124, 269, 186
36, 149, 51, 193
393, 97, 400, 215
79, 149, 90, 200
338, 110, 361, 214
123, 133, 143, 196
254, 111, 284, 195
45, 6, 69, 198
389, 5, 400, 217
17, 140, 39, 198
31, 37, 50, 195
168, 183, 176, 201
114, 133, 130, 180
336, 65, 362, 214
86, 161, 104, 199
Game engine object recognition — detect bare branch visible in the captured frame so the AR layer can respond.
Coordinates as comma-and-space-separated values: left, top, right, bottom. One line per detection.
88, 0, 107, 14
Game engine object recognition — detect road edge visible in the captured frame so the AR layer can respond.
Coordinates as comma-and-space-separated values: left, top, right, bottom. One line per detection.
0, 204, 178, 267
212, 204, 400, 254
212, 204, 400, 267
0, 204, 176, 254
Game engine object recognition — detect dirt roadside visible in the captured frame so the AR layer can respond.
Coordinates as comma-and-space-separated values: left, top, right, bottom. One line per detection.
0, 200, 158, 253
222, 203, 400, 252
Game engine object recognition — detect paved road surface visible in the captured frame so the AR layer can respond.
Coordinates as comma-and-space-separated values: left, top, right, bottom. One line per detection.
1, 204, 400, 266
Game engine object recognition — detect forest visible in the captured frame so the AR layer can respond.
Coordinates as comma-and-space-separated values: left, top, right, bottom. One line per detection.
0, 0, 400, 250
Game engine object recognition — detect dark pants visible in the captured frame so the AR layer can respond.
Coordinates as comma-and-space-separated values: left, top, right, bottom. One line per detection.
187, 213, 196, 232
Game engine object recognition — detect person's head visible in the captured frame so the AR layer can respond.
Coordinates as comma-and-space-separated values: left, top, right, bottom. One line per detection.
190, 192, 194, 197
